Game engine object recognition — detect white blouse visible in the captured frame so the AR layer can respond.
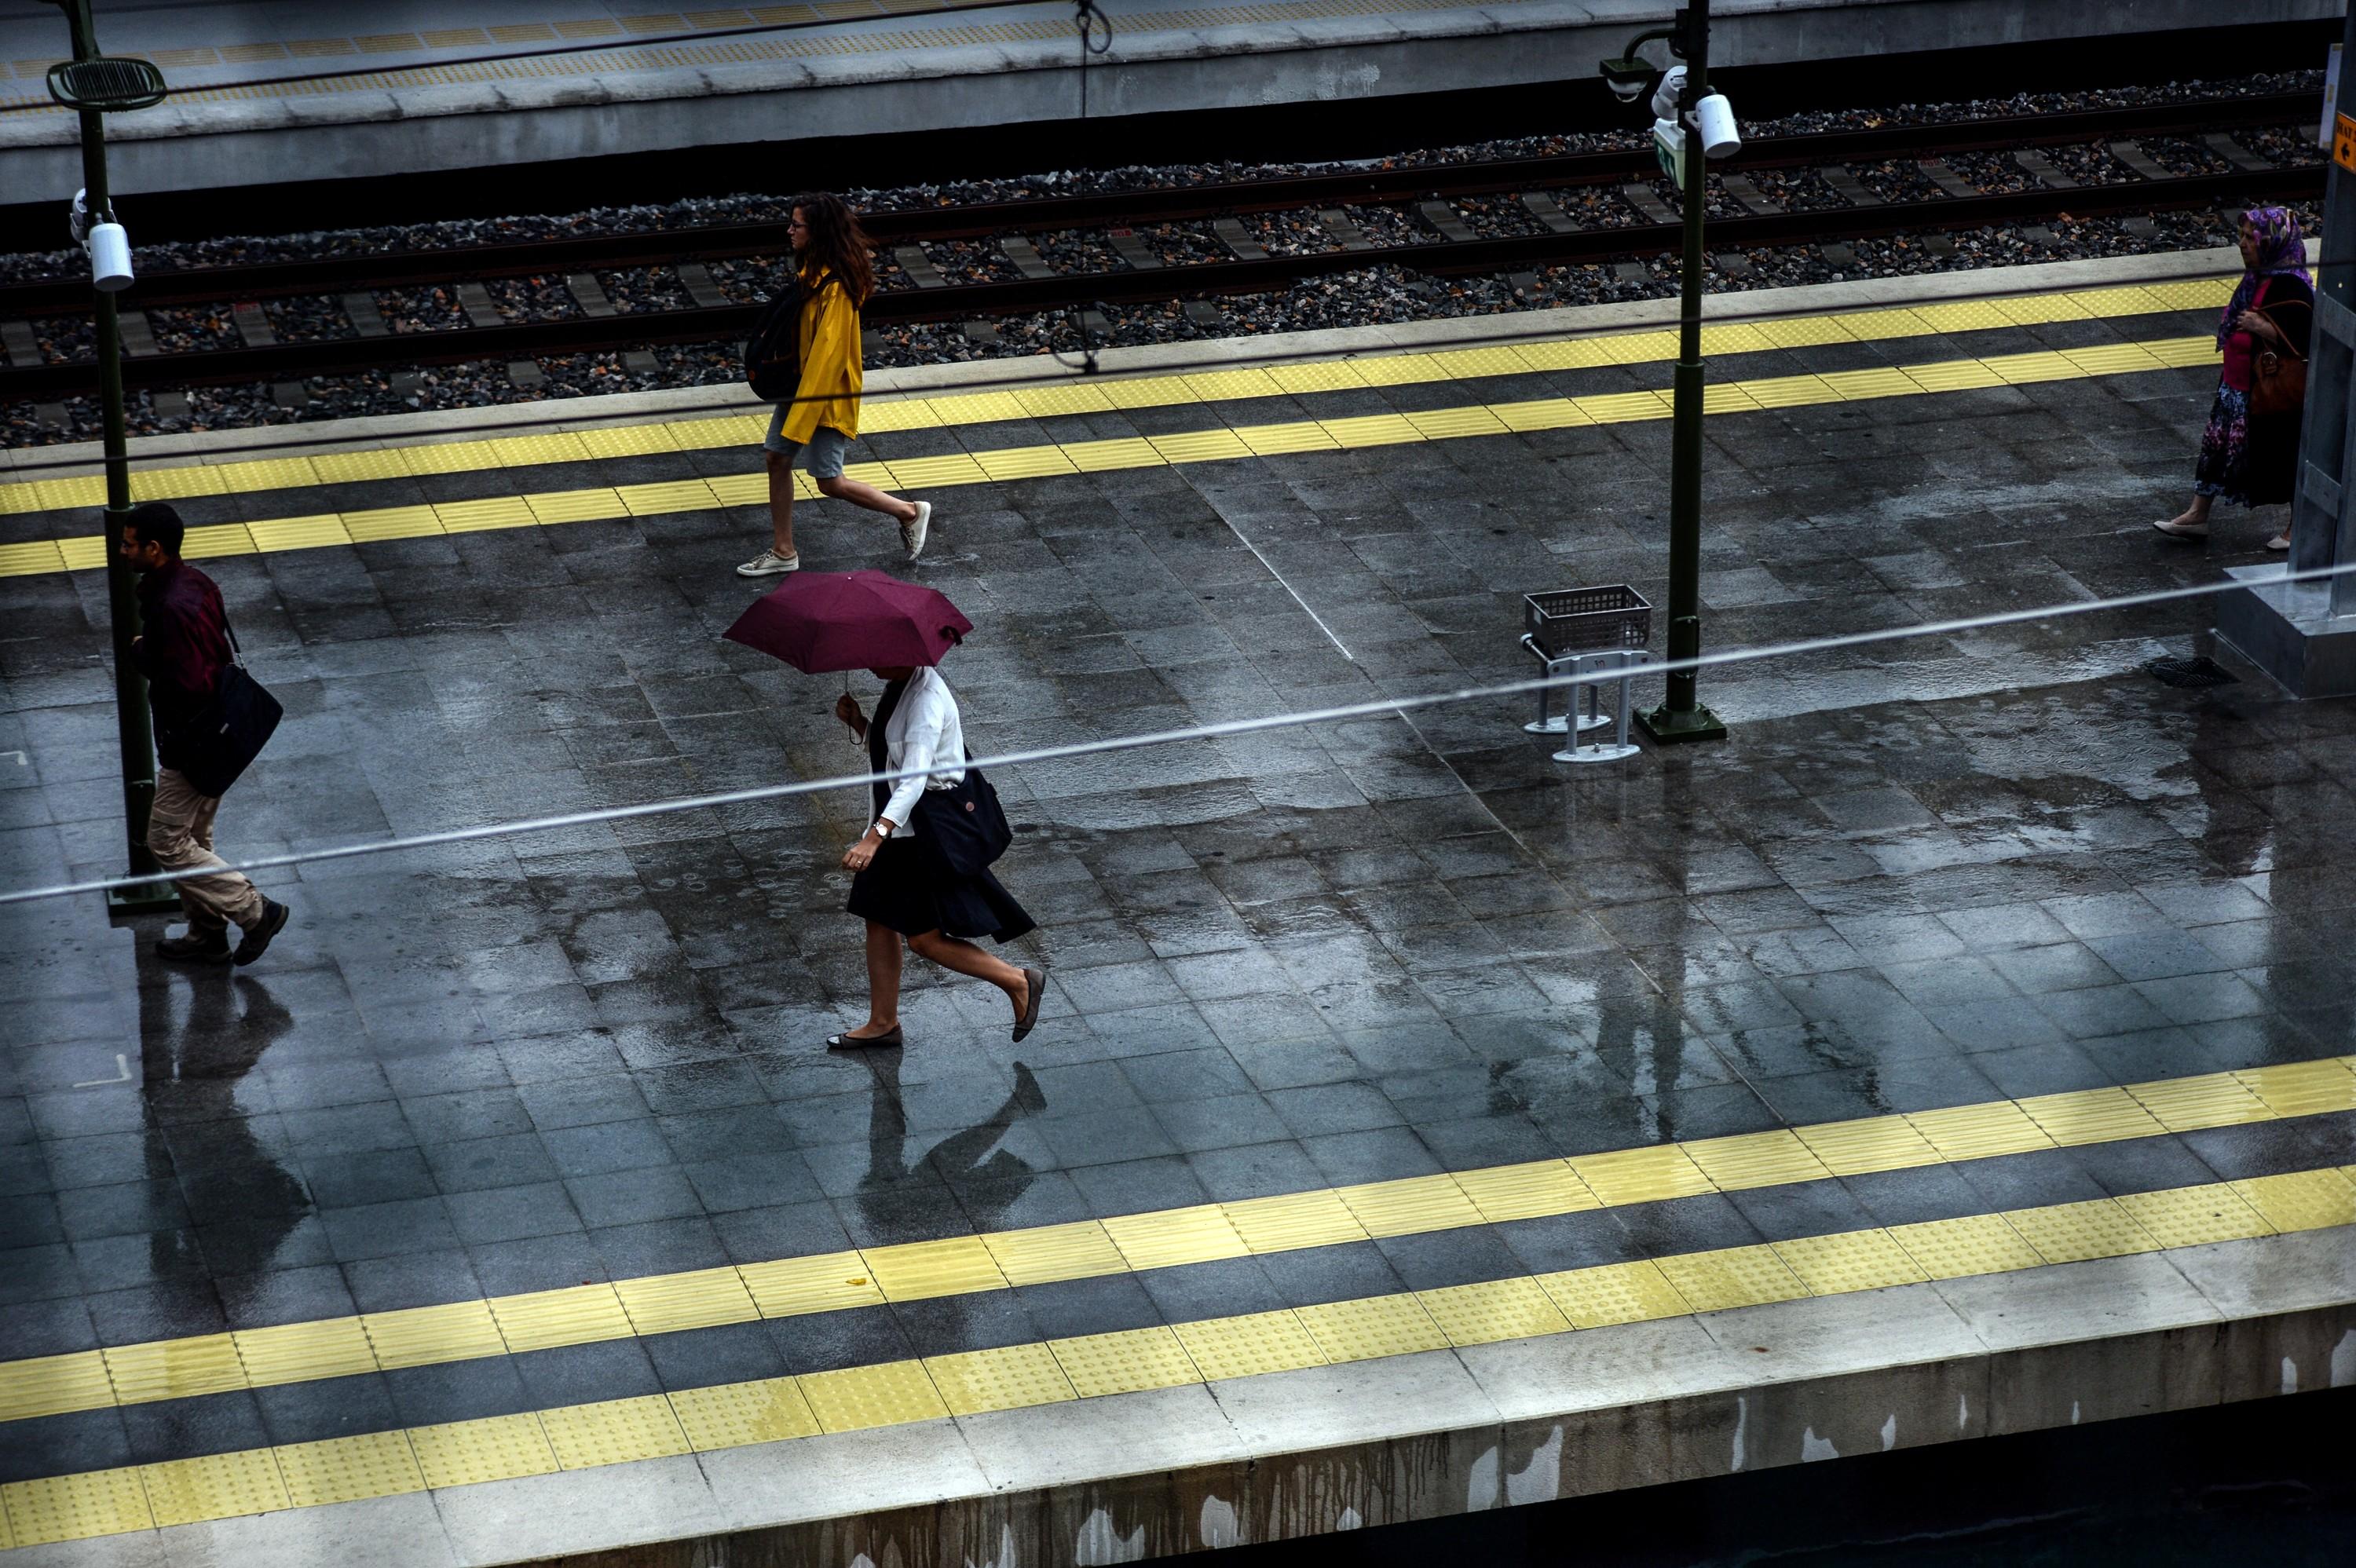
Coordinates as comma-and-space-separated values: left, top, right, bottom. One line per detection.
876, 667, 967, 831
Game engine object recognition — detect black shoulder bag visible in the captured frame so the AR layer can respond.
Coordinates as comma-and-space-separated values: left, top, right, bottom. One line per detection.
742, 272, 836, 401
913, 755, 1013, 879
178, 615, 283, 797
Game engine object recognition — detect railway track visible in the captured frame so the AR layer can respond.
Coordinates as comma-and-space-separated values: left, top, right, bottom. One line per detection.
0, 90, 2322, 404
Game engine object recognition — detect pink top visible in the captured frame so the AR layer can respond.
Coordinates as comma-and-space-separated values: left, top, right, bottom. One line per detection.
2220, 278, 2274, 393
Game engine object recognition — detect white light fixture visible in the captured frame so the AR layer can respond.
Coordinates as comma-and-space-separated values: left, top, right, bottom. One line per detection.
89, 222, 134, 291
1692, 92, 1740, 159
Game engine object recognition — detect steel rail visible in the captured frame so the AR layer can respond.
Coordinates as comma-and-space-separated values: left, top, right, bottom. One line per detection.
0, 90, 2314, 320
0, 162, 2317, 402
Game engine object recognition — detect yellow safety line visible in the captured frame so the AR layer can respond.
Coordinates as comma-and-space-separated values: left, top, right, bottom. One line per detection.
2, 1162, 2349, 1547
0, 329, 2223, 580
0, 278, 2232, 521
1, 1055, 2346, 1431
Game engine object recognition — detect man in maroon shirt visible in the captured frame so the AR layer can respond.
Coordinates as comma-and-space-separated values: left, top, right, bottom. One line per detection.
119, 503, 290, 965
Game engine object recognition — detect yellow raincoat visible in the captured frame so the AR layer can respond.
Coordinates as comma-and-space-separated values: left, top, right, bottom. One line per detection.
781, 266, 863, 445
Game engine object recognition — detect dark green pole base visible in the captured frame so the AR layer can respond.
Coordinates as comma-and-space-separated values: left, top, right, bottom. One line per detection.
1637, 703, 1729, 745
106, 882, 181, 916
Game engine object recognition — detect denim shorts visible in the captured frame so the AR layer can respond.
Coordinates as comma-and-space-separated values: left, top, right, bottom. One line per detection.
762, 408, 848, 477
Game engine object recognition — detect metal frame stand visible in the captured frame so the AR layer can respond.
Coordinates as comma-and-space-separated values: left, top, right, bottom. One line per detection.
1549, 650, 1649, 764
1520, 634, 1610, 737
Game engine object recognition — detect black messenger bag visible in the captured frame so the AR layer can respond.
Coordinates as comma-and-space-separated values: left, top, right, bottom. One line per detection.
742, 272, 836, 401
912, 758, 1012, 879
177, 617, 282, 797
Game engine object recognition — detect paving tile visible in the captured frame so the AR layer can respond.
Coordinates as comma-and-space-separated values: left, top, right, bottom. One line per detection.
7, 327, 2356, 1524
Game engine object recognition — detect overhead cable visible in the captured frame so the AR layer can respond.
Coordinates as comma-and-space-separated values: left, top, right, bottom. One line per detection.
0, 559, 2340, 909
0, 0, 1077, 112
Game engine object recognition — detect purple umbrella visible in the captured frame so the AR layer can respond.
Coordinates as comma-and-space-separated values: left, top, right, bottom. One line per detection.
723, 569, 971, 674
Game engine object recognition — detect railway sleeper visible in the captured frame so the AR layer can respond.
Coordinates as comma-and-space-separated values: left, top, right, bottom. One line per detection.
507, 360, 547, 388
2010, 148, 2076, 188
2203, 133, 2271, 174
1316, 210, 1375, 251
995, 236, 1057, 281
1417, 201, 1476, 242
564, 274, 617, 319
1814, 166, 1882, 207
1519, 192, 1579, 235
1620, 184, 1681, 225
1718, 175, 1780, 215
117, 309, 159, 357
152, 389, 190, 421
1915, 160, 1984, 201
0, 320, 37, 367
2107, 141, 2174, 182
231, 302, 276, 349
1105, 229, 1162, 270
342, 292, 391, 337
894, 246, 948, 288
1212, 217, 1268, 260
672, 262, 731, 309
455, 282, 505, 330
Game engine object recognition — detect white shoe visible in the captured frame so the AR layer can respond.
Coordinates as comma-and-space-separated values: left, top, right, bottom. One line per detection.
2150, 518, 2208, 540
736, 547, 800, 577
900, 501, 931, 562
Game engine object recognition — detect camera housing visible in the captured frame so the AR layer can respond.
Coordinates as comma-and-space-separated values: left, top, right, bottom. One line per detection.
1598, 57, 1654, 102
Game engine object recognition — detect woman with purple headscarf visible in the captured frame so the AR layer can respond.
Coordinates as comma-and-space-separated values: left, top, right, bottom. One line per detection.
2155, 207, 2314, 550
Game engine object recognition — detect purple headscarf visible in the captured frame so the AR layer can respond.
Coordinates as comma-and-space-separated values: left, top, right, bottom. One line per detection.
2219, 206, 2311, 348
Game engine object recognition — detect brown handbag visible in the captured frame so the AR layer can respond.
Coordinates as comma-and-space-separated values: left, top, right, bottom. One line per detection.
2251, 302, 2308, 416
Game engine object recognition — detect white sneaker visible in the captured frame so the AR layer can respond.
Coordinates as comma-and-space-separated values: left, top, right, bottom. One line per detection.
736, 547, 800, 578
900, 501, 931, 562
2150, 518, 2208, 540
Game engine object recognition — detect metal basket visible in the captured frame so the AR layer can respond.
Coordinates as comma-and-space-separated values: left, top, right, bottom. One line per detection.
1524, 586, 1652, 656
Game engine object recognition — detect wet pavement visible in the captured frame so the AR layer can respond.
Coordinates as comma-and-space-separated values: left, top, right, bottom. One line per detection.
2, 285, 2354, 1511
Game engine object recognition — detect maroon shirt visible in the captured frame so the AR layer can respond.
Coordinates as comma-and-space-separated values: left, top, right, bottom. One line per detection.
134, 559, 230, 763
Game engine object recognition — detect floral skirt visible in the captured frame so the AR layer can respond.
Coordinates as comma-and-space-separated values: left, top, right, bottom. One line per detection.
2194, 381, 2299, 508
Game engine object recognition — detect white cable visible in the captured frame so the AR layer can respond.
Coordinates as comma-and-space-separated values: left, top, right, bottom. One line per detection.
2, 559, 2340, 908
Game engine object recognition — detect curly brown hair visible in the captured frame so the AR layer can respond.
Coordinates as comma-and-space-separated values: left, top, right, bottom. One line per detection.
792, 192, 875, 305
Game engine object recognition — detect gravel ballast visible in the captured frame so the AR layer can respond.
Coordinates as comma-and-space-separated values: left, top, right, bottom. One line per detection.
0, 71, 2325, 448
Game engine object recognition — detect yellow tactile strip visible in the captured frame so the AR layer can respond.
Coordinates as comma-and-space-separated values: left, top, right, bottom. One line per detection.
0, 329, 2226, 583
0, 0, 1558, 110
0, 274, 2232, 524
1, 1056, 2347, 1430
2, 1164, 2349, 1548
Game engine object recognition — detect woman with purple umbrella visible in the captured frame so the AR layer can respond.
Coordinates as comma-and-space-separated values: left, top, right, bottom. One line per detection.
725, 569, 1043, 1050
831, 667, 1043, 1048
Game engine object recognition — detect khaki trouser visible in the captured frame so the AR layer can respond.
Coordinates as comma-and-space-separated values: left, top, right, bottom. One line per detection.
148, 766, 265, 934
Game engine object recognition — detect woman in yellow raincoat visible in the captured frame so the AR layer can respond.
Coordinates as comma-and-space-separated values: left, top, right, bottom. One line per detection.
737, 192, 932, 577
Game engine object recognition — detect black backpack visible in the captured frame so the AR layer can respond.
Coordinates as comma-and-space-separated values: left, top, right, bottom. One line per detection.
742, 270, 837, 401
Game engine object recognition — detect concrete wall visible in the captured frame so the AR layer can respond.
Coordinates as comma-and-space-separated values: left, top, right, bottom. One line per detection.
0, 0, 2337, 203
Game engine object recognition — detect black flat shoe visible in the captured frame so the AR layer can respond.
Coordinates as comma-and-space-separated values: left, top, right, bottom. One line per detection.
1012, 967, 1046, 1043
826, 1026, 902, 1050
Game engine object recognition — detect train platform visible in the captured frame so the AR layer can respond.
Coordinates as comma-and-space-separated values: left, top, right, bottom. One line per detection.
1, 0, 2331, 203
1, 248, 2354, 1566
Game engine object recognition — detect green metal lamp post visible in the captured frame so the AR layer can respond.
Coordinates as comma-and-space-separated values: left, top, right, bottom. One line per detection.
1601, 2, 1729, 744
43, 0, 178, 912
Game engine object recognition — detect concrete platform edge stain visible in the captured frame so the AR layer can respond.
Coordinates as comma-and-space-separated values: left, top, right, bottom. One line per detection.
103, 1233, 2356, 1566
0, 0, 2332, 197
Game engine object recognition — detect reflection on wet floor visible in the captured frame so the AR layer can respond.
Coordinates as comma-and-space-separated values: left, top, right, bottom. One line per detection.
1, 305, 2352, 1483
